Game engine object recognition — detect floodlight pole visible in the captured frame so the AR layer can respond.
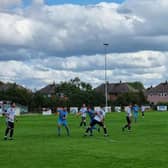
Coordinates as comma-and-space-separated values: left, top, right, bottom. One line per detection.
104, 43, 109, 112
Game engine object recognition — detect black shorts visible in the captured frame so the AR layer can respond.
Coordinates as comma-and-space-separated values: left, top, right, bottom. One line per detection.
90, 119, 104, 127
126, 116, 131, 124
8, 121, 14, 129
81, 117, 86, 121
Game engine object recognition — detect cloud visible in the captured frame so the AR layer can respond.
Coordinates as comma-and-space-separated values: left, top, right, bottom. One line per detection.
0, 0, 22, 9
0, 1, 168, 89
0, 2, 134, 60
32, 0, 44, 5
0, 51, 167, 89
119, 0, 168, 36
1, 1, 168, 61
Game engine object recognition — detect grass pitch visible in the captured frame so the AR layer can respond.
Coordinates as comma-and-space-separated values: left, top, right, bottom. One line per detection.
0, 112, 168, 168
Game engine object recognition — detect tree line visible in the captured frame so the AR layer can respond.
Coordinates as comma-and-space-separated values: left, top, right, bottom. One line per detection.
0, 78, 148, 112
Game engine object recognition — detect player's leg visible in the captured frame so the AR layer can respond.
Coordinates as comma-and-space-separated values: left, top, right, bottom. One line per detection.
85, 120, 96, 136
63, 121, 70, 136
9, 123, 14, 140
128, 117, 131, 131
122, 116, 128, 131
57, 119, 62, 136
4, 122, 10, 140
134, 112, 137, 122
99, 122, 108, 136
89, 118, 96, 135
83, 117, 86, 127
80, 117, 84, 127
65, 126, 70, 136
80, 117, 83, 127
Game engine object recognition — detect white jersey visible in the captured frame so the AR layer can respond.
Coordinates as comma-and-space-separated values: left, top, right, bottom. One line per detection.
94, 109, 105, 122
6, 107, 15, 123
79, 107, 87, 117
126, 106, 132, 117
141, 106, 145, 112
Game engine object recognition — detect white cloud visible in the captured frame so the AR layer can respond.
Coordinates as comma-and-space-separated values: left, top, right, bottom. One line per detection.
0, 51, 167, 89
0, 2, 135, 59
0, 1, 168, 89
0, 13, 33, 46
1, 1, 168, 60
119, 0, 168, 36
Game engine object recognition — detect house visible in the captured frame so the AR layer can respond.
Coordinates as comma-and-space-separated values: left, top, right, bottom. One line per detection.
95, 82, 139, 101
37, 83, 67, 99
37, 83, 59, 97
146, 81, 168, 105
0, 81, 29, 91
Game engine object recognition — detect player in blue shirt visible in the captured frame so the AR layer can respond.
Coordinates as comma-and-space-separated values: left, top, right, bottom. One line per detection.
133, 104, 139, 123
87, 106, 95, 122
57, 107, 70, 136
84, 107, 108, 137
87, 106, 100, 133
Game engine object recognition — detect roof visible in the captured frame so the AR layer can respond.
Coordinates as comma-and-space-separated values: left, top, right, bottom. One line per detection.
0, 81, 31, 92
147, 81, 168, 94
37, 83, 59, 94
95, 82, 138, 94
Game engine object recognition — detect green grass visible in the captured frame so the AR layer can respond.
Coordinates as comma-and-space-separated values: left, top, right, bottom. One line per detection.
0, 112, 168, 168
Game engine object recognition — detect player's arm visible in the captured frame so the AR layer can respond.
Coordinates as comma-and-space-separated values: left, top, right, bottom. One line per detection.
55, 109, 60, 117
76, 111, 81, 116
5, 112, 9, 119
56, 111, 60, 117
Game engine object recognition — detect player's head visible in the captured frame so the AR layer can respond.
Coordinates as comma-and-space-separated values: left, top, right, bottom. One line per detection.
11, 102, 16, 108
87, 105, 91, 109
82, 104, 86, 107
63, 107, 67, 111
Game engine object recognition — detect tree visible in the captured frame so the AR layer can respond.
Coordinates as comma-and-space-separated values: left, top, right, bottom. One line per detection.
128, 82, 144, 90
112, 91, 148, 106
55, 78, 104, 107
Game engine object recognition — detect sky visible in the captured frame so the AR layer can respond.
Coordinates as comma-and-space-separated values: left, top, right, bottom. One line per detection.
23, 0, 124, 6
0, 0, 168, 90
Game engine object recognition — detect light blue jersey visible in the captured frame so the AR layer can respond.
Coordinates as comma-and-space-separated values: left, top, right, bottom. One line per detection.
133, 105, 139, 113
133, 105, 139, 121
57, 110, 68, 126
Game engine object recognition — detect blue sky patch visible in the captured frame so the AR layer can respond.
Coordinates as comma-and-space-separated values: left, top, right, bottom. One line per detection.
22, 0, 125, 6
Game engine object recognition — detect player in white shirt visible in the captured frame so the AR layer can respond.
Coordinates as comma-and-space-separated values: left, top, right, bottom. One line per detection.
122, 104, 132, 132
78, 104, 87, 127
141, 106, 145, 118
4, 102, 16, 140
84, 107, 108, 136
